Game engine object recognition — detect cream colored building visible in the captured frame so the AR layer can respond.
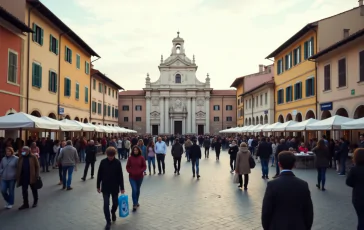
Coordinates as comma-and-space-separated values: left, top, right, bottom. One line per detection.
90, 68, 123, 126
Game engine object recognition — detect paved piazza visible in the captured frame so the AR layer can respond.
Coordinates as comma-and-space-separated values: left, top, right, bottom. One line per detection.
0, 146, 357, 230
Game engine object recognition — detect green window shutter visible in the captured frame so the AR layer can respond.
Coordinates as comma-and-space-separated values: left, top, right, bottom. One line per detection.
85, 87, 88, 103
32, 63, 36, 86
69, 79, 72, 96
311, 78, 315, 96
304, 42, 308, 60
294, 84, 297, 100
32, 23, 36, 41
64, 78, 67, 95
70, 49, 73, 63
290, 87, 292, 101
300, 82, 302, 99
76, 55, 80, 68
55, 39, 59, 55
40, 28, 44, 45
65, 47, 67, 61
104, 105, 106, 115
311, 37, 314, 56
39, 65, 42, 88
285, 88, 288, 102
55, 73, 58, 92
305, 79, 309, 97
49, 35, 52, 51
48, 70, 52, 91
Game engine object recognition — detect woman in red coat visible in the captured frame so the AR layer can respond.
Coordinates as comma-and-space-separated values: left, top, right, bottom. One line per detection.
126, 146, 146, 212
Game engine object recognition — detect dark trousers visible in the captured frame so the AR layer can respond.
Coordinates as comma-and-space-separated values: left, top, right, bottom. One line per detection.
156, 154, 165, 173
40, 153, 49, 171
354, 205, 364, 230
58, 165, 63, 181
230, 158, 236, 171
216, 150, 220, 160
238, 174, 249, 188
173, 157, 181, 172
317, 167, 327, 187
22, 183, 38, 204
275, 158, 280, 175
83, 161, 95, 178
204, 147, 209, 158
340, 156, 347, 175
103, 192, 118, 224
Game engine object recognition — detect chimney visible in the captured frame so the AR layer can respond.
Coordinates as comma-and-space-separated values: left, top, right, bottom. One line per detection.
360, 0, 364, 16
259, 64, 264, 72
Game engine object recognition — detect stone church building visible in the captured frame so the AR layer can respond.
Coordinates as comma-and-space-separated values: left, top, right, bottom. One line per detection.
119, 33, 236, 135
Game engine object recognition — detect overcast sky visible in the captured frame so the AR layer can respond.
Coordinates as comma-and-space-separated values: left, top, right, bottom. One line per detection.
42, 0, 356, 90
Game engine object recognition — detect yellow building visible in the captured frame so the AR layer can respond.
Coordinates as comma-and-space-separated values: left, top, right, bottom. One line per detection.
230, 77, 244, 126
266, 23, 318, 123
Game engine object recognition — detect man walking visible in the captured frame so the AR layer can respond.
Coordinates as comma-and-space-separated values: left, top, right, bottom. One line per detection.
273, 139, 288, 179
171, 138, 184, 175
257, 137, 272, 179
57, 140, 79, 190
184, 138, 192, 162
203, 137, 211, 158
262, 151, 313, 230
82, 140, 97, 181
97, 147, 125, 230
214, 139, 222, 161
154, 137, 167, 175
189, 139, 201, 179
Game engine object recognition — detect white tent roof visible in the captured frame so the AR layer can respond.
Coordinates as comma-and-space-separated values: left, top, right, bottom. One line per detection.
272, 121, 298, 132
60, 119, 94, 132
219, 127, 238, 133
0, 112, 59, 130
41, 116, 81, 131
254, 124, 269, 133
341, 117, 364, 130
306, 115, 354, 131
262, 122, 282, 132
285, 118, 319, 131
240, 125, 252, 132
97, 125, 113, 133
87, 123, 104, 132
247, 124, 263, 132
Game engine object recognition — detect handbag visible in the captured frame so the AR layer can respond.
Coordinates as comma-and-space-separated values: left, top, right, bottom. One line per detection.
249, 155, 256, 168
118, 194, 129, 218
35, 177, 43, 189
233, 173, 239, 184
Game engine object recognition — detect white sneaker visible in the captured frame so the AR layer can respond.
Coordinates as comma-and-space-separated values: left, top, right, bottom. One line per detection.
6, 205, 12, 209
4, 203, 8, 208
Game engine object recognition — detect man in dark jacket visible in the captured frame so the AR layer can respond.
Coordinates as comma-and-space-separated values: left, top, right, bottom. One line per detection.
203, 137, 211, 158
97, 147, 125, 230
189, 139, 201, 179
262, 151, 313, 230
273, 139, 289, 179
82, 140, 97, 181
214, 139, 222, 161
338, 137, 349, 176
359, 134, 364, 148
257, 137, 272, 179
171, 138, 184, 175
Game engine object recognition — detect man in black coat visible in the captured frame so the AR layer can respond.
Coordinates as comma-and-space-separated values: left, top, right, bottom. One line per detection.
214, 139, 222, 161
97, 147, 125, 230
273, 139, 289, 178
257, 137, 272, 179
262, 151, 313, 230
171, 138, 184, 175
189, 139, 202, 179
82, 140, 97, 181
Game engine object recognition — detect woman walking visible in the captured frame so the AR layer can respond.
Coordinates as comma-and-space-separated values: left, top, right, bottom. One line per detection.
228, 140, 239, 173
312, 139, 330, 191
30, 142, 40, 159
0, 147, 19, 209
126, 146, 146, 212
346, 148, 364, 230
271, 139, 277, 166
54, 141, 66, 185
146, 142, 156, 175
235, 143, 251, 190
137, 139, 147, 175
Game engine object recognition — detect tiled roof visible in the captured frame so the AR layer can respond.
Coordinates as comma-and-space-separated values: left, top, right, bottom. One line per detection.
91, 69, 123, 90
239, 79, 274, 97
119, 90, 145, 96
0, 6, 33, 32
211, 90, 236, 96
230, 64, 274, 88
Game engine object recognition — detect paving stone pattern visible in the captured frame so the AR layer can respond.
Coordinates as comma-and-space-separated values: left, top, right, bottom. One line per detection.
0, 147, 357, 230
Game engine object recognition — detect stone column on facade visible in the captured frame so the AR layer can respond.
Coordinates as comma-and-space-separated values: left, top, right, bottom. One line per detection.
170, 117, 173, 135
191, 97, 196, 133
159, 97, 164, 134
165, 97, 169, 134
186, 97, 191, 133
146, 96, 151, 134
182, 117, 186, 134
205, 96, 210, 134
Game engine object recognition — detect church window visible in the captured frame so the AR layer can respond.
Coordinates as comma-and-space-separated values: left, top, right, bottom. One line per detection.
176, 44, 181, 54
175, 74, 181, 83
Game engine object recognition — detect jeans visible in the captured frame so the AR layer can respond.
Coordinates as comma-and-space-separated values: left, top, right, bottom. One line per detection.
49, 153, 55, 166
40, 153, 49, 171
103, 192, 118, 224
102, 145, 106, 154
156, 154, 165, 173
1, 179, 16, 205
58, 165, 63, 181
216, 150, 220, 160
230, 158, 236, 171
117, 148, 123, 159
204, 148, 209, 158
238, 174, 249, 188
275, 158, 280, 175
271, 155, 275, 165
21, 183, 38, 204
340, 156, 347, 175
147, 156, 156, 173
192, 158, 200, 176
317, 167, 327, 187
261, 158, 269, 177
129, 178, 143, 206
79, 149, 86, 163
83, 161, 95, 178
62, 165, 74, 188
173, 157, 181, 173
186, 149, 190, 161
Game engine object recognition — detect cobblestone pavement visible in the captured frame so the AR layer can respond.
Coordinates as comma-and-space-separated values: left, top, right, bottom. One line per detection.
0, 146, 357, 230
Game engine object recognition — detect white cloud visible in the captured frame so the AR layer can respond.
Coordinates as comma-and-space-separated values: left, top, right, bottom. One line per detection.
57, 0, 357, 90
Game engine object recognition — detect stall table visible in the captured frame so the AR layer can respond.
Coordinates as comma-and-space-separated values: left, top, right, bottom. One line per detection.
294, 152, 315, 169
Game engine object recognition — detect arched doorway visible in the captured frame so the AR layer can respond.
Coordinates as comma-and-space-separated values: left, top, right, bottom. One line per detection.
278, 115, 284, 123
48, 113, 56, 119
354, 105, 364, 119
252, 117, 255, 125
305, 110, 315, 120
321, 110, 331, 120
74, 117, 80, 121
286, 113, 292, 121
336, 108, 349, 117
264, 115, 268, 124
260, 115, 263, 124
65, 115, 71, 120
295, 113, 302, 122
245, 118, 248, 125
256, 116, 259, 124
248, 118, 251, 125
83, 118, 88, 123
31, 110, 41, 117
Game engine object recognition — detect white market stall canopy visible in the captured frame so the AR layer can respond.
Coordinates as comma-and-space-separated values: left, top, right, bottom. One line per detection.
341, 117, 364, 130
60, 119, 94, 132
272, 121, 298, 132
0, 112, 59, 130
306, 115, 354, 131
254, 124, 269, 133
285, 118, 318, 131
246, 124, 262, 132
41, 116, 81, 131
239, 126, 252, 133
87, 123, 104, 132
219, 127, 238, 133
262, 122, 282, 132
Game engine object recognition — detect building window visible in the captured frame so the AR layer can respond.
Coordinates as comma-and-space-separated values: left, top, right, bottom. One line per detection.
213, 105, 220, 110
249, 99, 251, 108
285, 86, 293, 102
294, 82, 302, 100
226, 116, 232, 122
76, 54, 81, 69
306, 77, 315, 97
285, 52, 292, 70
136, 117, 142, 122
65, 47, 72, 63
98, 83, 102, 93
104, 104, 107, 115
252, 98, 254, 108
256, 96, 258, 107
92, 101, 96, 113
85, 61, 90, 74
49, 35, 58, 55
75, 83, 80, 99
304, 37, 314, 60
175, 74, 181, 83
226, 105, 233, 110
360, 51, 364, 82
115, 108, 119, 118
260, 94, 263, 106
107, 106, 111, 116
277, 59, 283, 75
122, 105, 129, 111
265, 93, 268, 105
64, 78, 71, 96
112, 107, 115, 117
124, 117, 128, 122
32, 63, 42, 88
293, 46, 301, 65
48, 71, 57, 93
104, 85, 107, 94
108, 87, 111, 96
112, 90, 114, 98
93, 79, 96, 90
32, 23, 43, 45
8, 50, 18, 83
213, 117, 219, 122
277, 89, 284, 104
135, 105, 142, 111
97, 102, 102, 114
338, 58, 346, 87
85, 86, 89, 103
324, 64, 331, 91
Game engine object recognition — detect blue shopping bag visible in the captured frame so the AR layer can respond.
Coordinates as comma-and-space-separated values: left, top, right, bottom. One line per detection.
118, 194, 129, 218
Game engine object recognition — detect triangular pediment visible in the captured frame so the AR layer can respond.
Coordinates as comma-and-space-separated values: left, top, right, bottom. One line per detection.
196, 111, 206, 119
150, 111, 160, 119
161, 56, 193, 67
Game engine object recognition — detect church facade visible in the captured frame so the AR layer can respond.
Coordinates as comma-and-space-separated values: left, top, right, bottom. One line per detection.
119, 33, 236, 135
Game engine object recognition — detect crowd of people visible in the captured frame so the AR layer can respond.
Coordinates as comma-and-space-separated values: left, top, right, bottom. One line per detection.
0, 133, 363, 229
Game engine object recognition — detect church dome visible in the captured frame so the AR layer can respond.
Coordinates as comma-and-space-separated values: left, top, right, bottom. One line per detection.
172, 32, 184, 43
